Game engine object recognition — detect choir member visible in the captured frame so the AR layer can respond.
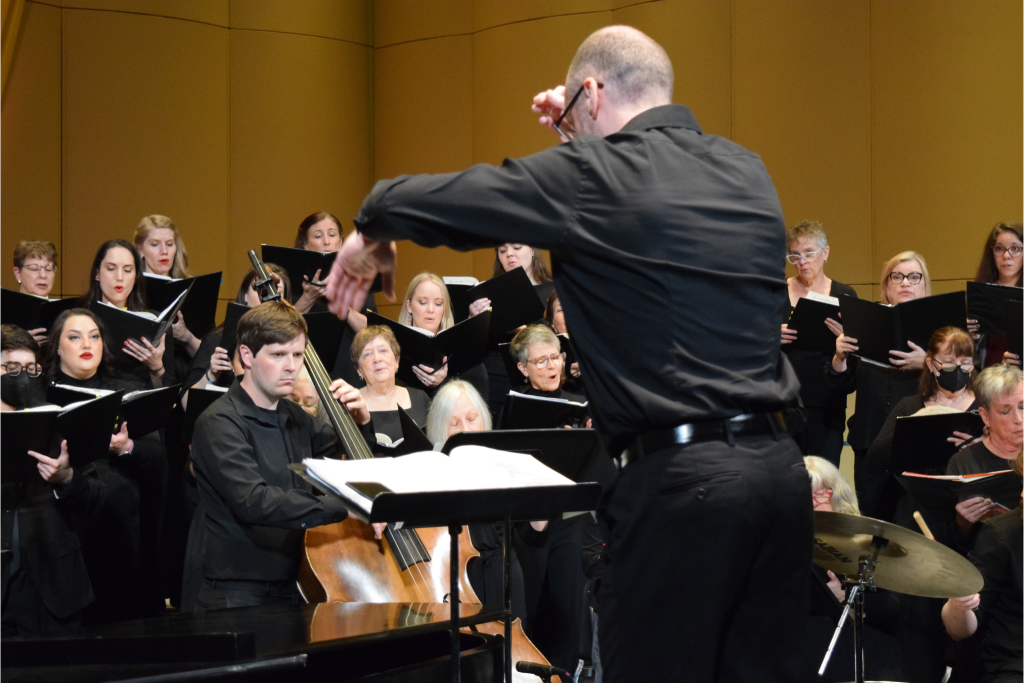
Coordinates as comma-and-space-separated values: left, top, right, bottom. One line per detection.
779, 221, 857, 466
41, 309, 168, 620
80, 240, 171, 387
968, 222, 1023, 367
2, 325, 107, 635
288, 368, 323, 419
423, 379, 548, 628
186, 302, 373, 610
828, 251, 931, 520
510, 324, 588, 416
544, 290, 581, 382
12, 240, 59, 343
351, 325, 430, 444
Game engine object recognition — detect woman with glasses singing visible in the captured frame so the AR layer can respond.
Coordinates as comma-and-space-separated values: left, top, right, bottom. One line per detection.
510, 324, 589, 418
827, 251, 932, 522
968, 222, 1022, 367
12, 240, 60, 344
779, 221, 857, 466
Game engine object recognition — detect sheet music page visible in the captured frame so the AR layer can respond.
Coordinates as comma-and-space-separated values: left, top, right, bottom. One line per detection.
804, 291, 839, 306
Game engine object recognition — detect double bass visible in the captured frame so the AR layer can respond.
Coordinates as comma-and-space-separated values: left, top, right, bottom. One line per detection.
245, 252, 554, 682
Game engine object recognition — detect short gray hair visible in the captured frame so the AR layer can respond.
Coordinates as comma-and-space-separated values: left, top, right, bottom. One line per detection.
974, 364, 1023, 410
425, 380, 492, 446
510, 324, 560, 365
566, 26, 673, 109
787, 220, 828, 251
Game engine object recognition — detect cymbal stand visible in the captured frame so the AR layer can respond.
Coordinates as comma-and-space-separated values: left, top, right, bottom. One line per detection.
818, 536, 888, 683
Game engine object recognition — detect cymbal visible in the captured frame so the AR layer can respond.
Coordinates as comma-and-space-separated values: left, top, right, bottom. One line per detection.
812, 511, 983, 598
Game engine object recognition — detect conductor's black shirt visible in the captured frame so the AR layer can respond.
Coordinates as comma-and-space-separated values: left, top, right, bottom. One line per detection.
355, 104, 799, 453
192, 381, 374, 581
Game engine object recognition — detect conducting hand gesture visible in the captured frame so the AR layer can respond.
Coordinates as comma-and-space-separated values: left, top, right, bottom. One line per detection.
325, 232, 397, 321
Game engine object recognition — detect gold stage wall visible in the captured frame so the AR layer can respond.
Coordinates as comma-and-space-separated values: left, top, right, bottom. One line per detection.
2, 0, 1021, 322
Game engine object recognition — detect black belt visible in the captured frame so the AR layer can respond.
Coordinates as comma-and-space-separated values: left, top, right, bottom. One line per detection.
638, 412, 786, 456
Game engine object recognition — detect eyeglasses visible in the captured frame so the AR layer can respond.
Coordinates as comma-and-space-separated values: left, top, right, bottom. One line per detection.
527, 353, 565, 369
553, 81, 604, 141
20, 263, 56, 274
785, 248, 825, 264
888, 271, 924, 285
812, 488, 834, 503
932, 360, 974, 374
993, 245, 1023, 257
2, 362, 42, 377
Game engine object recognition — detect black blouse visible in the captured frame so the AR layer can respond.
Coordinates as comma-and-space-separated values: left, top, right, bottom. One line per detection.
368, 386, 432, 444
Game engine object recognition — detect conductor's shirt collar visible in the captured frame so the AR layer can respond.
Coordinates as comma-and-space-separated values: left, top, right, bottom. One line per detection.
620, 104, 703, 135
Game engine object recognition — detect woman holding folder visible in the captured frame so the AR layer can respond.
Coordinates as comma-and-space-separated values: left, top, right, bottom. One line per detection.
779, 221, 857, 466
968, 222, 1023, 367
350, 324, 430, 444
11, 241, 59, 344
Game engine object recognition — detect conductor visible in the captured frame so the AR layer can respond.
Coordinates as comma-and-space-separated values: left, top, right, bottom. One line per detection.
326, 26, 809, 683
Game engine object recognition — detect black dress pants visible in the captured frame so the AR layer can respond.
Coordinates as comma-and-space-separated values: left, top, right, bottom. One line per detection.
598, 433, 812, 683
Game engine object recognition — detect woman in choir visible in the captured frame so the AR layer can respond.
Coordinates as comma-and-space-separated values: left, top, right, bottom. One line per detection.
41, 309, 168, 620
967, 222, 1023, 367
470, 244, 554, 418
12, 240, 59, 344
510, 324, 587, 408
397, 272, 488, 398
350, 325, 430, 445
779, 221, 858, 466
424, 380, 548, 629
134, 215, 201, 362
828, 251, 931, 521
80, 240, 170, 387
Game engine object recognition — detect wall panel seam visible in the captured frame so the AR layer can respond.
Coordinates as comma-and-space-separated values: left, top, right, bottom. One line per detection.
230, 26, 370, 48
54, 5, 228, 30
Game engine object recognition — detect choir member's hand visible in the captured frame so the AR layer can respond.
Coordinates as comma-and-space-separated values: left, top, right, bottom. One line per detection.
823, 317, 844, 338
834, 334, 858, 362
570, 362, 580, 378
1003, 351, 1021, 366
530, 520, 549, 532
955, 496, 992, 527
325, 232, 397, 320
780, 323, 797, 345
295, 269, 328, 313
329, 378, 371, 425
413, 358, 448, 388
889, 340, 925, 370
825, 570, 846, 603
28, 439, 73, 488
109, 422, 134, 455
209, 346, 232, 380
171, 311, 195, 344
948, 431, 984, 450
966, 318, 980, 338
531, 85, 567, 138
468, 297, 491, 317
124, 335, 166, 375
28, 328, 48, 345
372, 522, 387, 540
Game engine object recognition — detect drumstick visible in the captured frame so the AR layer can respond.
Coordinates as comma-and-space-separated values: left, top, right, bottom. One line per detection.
913, 511, 935, 541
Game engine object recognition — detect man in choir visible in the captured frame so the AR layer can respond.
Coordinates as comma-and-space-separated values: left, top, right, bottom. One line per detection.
188, 301, 375, 610
326, 25, 806, 682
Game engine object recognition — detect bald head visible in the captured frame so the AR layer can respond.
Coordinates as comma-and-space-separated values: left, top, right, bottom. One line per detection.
566, 26, 673, 111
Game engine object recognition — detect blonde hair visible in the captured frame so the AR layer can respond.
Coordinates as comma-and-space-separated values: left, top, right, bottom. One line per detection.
880, 251, 931, 304
398, 273, 455, 331
510, 324, 560, 365
425, 380, 491, 446
134, 215, 190, 279
804, 456, 860, 516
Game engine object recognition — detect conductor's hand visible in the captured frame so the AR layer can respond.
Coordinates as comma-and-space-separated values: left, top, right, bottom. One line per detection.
329, 378, 371, 425
889, 341, 925, 370
468, 297, 491, 317
531, 86, 567, 138
823, 317, 844, 338
28, 440, 73, 488
955, 496, 993, 527
781, 323, 797, 345
413, 358, 448, 388
325, 232, 396, 320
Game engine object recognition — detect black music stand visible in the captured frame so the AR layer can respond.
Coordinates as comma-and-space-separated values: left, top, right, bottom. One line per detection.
291, 463, 601, 683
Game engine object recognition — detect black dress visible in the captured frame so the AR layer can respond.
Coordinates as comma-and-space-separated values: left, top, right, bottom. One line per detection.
782, 280, 857, 466
367, 386, 431, 444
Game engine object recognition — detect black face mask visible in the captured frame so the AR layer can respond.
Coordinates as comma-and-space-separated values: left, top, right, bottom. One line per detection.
935, 367, 971, 394
1, 372, 45, 409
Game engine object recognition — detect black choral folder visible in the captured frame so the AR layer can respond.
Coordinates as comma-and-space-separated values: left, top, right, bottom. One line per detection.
89, 288, 191, 348
373, 406, 434, 457
895, 472, 1020, 526
1005, 299, 1023, 358
144, 271, 223, 339
47, 384, 181, 437
965, 281, 1022, 338
1, 392, 123, 483
465, 267, 544, 335
839, 292, 968, 366
787, 297, 842, 353
500, 391, 589, 430
182, 387, 228, 446
303, 312, 346, 366
1, 289, 79, 331
219, 302, 249, 359
444, 277, 479, 324
260, 245, 382, 304
364, 310, 491, 386
888, 410, 986, 473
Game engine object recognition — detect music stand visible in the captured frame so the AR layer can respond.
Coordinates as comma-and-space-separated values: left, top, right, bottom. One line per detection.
292, 463, 600, 683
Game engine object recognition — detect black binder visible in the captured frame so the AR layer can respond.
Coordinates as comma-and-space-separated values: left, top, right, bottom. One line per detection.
144, 271, 223, 339
888, 411, 986, 473
1, 289, 79, 330
965, 281, 1023, 338
373, 406, 434, 456
364, 310, 491, 386
114, 385, 181, 436
89, 288, 191, 348
895, 472, 1020, 526
182, 387, 228, 446
465, 267, 544, 335
261, 245, 381, 304
839, 292, 967, 365
787, 297, 842, 353
444, 277, 479, 324
1006, 299, 1023, 358
1, 392, 123, 483
303, 312, 346, 367
219, 302, 249, 359
500, 391, 589, 430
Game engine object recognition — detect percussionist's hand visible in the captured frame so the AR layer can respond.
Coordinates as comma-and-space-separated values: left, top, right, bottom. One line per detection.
325, 232, 396, 319
329, 378, 371, 425
531, 86, 567, 137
